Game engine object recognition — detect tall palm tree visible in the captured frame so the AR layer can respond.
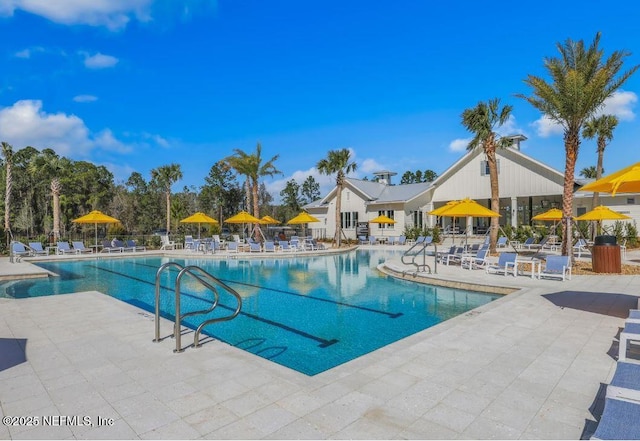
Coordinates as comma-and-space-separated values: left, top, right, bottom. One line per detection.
582, 114, 618, 208
461, 99, 513, 253
518, 32, 638, 256
2, 142, 13, 245
226, 143, 281, 234
151, 164, 183, 233
29, 149, 63, 241
317, 149, 357, 247
579, 166, 599, 179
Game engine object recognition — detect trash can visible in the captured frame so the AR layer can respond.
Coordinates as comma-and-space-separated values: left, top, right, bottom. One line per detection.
592, 235, 621, 274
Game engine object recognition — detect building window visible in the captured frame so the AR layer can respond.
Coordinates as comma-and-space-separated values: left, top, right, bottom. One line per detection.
480, 159, 500, 176
410, 210, 423, 229
627, 197, 635, 204
341, 211, 358, 229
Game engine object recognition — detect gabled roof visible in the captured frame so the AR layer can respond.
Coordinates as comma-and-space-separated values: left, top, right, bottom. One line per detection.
311, 177, 432, 207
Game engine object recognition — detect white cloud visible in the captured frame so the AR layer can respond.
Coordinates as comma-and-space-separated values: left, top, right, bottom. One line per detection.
532, 115, 564, 138
449, 138, 470, 152
0, 100, 169, 158
14, 46, 45, 59
0, 0, 153, 31
83, 52, 119, 69
73, 94, 98, 103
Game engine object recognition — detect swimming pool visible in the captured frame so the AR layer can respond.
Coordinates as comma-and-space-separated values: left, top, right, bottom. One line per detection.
0, 250, 499, 375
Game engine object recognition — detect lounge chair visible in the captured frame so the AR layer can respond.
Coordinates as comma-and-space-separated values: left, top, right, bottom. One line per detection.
56, 241, 76, 255
28, 242, 49, 256
368, 236, 377, 245
486, 252, 517, 276
387, 236, 397, 245
12, 241, 33, 258
438, 246, 463, 266
397, 235, 406, 246
618, 322, 640, 362
496, 236, 508, 248
538, 255, 571, 281
279, 240, 294, 252
126, 239, 146, 252
461, 248, 489, 270
519, 237, 536, 249
227, 241, 239, 253
572, 238, 589, 258
358, 235, 368, 245
72, 241, 93, 254
290, 238, 300, 250
264, 241, 276, 252
606, 361, 640, 402
213, 234, 226, 248
101, 240, 123, 253
160, 235, 176, 250
233, 234, 244, 244
249, 242, 262, 253
112, 239, 135, 252
184, 235, 195, 250
592, 398, 640, 439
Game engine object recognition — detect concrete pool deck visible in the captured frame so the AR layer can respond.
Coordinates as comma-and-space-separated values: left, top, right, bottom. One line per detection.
1, 248, 639, 439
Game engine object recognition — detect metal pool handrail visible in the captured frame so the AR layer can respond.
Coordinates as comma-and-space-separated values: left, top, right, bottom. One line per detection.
401, 240, 437, 274
154, 262, 243, 353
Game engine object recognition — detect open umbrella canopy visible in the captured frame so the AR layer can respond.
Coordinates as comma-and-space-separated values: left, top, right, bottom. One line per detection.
576, 205, 631, 221
224, 211, 261, 224
72, 210, 120, 246
433, 198, 500, 218
532, 208, 565, 221
428, 200, 461, 216
287, 211, 320, 224
180, 212, 219, 224
260, 215, 280, 225
369, 214, 397, 224
579, 162, 640, 196
73, 210, 120, 224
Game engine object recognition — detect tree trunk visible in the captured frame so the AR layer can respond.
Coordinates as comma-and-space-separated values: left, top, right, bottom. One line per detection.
4, 160, 11, 238
593, 141, 605, 236
252, 180, 260, 239
561, 130, 580, 257
51, 179, 61, 242
335, 173, 343, 247
487, 148, 500, 254
165, 190, 171, 233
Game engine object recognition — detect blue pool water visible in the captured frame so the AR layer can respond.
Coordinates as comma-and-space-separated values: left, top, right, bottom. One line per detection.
0, 250, 499, 375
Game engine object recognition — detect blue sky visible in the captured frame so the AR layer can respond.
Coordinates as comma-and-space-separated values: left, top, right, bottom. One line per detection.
1, 0, 639, 199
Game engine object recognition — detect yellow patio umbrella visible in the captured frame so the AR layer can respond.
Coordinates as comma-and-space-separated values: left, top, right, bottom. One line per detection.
260, 215, 280, 225
429, 200, 461, 216
575, 205, 631, 221
225, 211, 262, 241
287, 211, 320, 237
72, 210, 120, 247
369, 214, 397, 237
532, 208, 565, 221
579, 162, 640, 196
179, 212, 219, 238
433, 198, 500, 218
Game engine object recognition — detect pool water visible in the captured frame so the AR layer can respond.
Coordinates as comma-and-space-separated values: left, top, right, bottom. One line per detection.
0, 250, 499, 375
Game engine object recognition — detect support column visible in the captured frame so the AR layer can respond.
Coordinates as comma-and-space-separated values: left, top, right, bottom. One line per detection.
511, 197, 518, 228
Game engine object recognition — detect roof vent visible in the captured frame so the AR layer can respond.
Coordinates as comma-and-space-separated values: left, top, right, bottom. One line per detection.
373, 171, 397, 186
505, 134, 527, 150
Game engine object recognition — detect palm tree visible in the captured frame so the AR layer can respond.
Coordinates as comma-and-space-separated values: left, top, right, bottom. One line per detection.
582, 114, 618, 208
151, 164, 183, 233
461, 99, 513, 253
317, 149, 357, 247
226, 143, 281, 234
579, 166, 599, 179
518, 32, 638, 256
29, 149, 63, 241
2, 142, 13, 245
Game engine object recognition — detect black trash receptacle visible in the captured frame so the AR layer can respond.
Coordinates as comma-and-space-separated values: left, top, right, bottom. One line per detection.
592, 235, 621, 274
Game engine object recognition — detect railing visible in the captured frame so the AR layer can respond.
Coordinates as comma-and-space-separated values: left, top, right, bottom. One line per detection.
154, 262, 242, 353
401, 240, 437, 274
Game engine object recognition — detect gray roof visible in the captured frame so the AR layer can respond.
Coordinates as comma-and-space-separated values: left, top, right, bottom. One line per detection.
348, 179, 432, 204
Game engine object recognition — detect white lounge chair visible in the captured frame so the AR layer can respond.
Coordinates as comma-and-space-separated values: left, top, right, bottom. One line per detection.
28, 242, 49, 256
279, 240, 294, 252
160, 235, 176, 250
486, 252, 517, 277
249, 242, 262, 253
126, 239, 146, 252
606, 361, 640, 402
184, 235, 195, 250
572, 238, 589, 258
461, 248, 489, 270
12, 241, 33, 258
72, 241, 93, 254
57, 241, 76, 255
101, 240, 123, 253
264, 241, 276, 252
538, 255, 571, 281
593, 398, 640, 439
496, 236, 508, 248
227, 241, 239, 253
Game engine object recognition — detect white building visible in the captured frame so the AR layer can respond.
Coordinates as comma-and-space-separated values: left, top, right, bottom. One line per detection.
305, 136, 638, 240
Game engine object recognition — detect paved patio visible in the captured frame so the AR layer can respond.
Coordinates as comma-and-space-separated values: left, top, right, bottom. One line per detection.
1, 247, 639, 439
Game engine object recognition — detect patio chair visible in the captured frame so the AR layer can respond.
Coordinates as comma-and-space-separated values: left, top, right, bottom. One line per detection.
397, 235, 406, 246
496, 236, 508, 248
72, 241, 93, 254
184, 235, 195, 250
160, 235, 176, 250
290, 238, 300, 250
113, 239, 135, 252
368, 236, 377, 245
572, 238, 589, 258
486, 252, 517, 277
618, 322, 640, 362
126, 239, 146, 252
233, 234, 245, 244
606, 361, 640, 402
437, 245, 463, 266
213, 234, 226, 247
592, 398, 640, 439
264, 241, 277, 252
461, 248, 489, 270
12, 241, 33, 258
538, 255, 571, 281
520, 237, 536, 249
56, 241, 76, 255
387, 236, 397, 245
227, 241, 239, 253
358, 235, 367, 245
28, 242, 49, 256
249, 242, 262, 253
101, 239, 123, 253
279, 240, 294, 252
